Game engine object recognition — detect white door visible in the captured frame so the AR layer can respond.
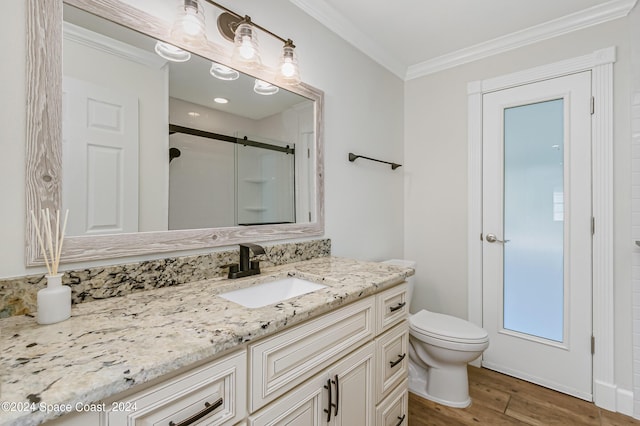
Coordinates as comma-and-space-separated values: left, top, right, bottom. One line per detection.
481, 71, 592, 400
62, 77, 139, 236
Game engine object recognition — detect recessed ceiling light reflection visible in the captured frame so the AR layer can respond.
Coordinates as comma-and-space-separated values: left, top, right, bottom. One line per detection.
214, 97, 229, 104
254, 79, 279, 95
210, 62, 240, 81
154, 41, 191, 62
188, 111, 200, 117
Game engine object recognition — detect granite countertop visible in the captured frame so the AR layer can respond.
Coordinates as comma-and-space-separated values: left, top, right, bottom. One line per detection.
0, 257, 413, 426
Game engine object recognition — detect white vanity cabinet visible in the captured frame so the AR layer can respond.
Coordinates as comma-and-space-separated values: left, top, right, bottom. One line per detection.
42, 282, 409, 426
248, 283, 409, 426
374, 284, 409, 426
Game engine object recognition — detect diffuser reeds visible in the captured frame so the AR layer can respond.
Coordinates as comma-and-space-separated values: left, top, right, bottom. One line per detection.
31, 208, 69, 276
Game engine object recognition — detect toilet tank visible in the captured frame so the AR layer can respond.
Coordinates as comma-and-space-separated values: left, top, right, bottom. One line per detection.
382, 259, 416, 308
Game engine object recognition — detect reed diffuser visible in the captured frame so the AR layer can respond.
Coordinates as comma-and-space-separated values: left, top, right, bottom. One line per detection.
31, 208, 71, 325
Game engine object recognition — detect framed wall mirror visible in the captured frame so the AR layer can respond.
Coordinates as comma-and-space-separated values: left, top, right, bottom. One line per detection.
25, 0, 324, 266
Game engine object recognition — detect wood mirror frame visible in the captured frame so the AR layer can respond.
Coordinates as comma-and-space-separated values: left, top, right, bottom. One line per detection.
25, 0, 324, 266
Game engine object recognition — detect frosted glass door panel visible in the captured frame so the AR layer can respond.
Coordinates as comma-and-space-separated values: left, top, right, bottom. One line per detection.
503, 99, 564, 342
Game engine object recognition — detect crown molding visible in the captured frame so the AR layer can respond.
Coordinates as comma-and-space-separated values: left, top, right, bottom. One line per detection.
291, 0, 635, 80
289, 0, 406, 79
63, 21, 167, 69
406, 0, 636, 80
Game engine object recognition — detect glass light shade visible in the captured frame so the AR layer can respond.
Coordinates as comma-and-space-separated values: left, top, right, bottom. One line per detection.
154, 41, 191, 62
170, 0, 207, 45
210, 62, 240, 81
254, 79, 279, 95
232, 23, 261, 67
277, 45, 301, 85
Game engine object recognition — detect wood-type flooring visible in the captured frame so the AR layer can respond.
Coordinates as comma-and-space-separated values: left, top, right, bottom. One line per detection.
408, 366, 639, 425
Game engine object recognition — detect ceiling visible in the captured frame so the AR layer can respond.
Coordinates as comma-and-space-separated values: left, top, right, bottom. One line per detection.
290, 0, 637, 79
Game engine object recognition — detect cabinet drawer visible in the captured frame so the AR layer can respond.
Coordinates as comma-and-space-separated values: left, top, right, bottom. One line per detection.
248, 297, 375, 412
375, 283, 408, 334
105, 350, 246, 426
375, 379, 408, 426
376, 321, 408, 402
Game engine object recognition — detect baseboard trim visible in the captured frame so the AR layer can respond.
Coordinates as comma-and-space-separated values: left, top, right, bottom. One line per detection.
616, 387, 634, 417
594, 380, 635, 416
594, 380, 617, 410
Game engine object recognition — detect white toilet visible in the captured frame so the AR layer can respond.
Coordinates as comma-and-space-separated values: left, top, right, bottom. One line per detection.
383, 259, 489, 408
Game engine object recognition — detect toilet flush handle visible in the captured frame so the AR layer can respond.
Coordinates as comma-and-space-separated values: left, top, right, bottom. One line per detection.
485, 233, 510, 244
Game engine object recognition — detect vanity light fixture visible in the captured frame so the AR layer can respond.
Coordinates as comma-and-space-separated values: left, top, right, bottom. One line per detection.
231, 18, 262, 68
170, 0, 207, 46
154, 41, 191, 62
254, 79, 279, 96
210, 62, 240, 80
277, 40, 301, 85
162, 1, 302, 84
208, 0, 301, 84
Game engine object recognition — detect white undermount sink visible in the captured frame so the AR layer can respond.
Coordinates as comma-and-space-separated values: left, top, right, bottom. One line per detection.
218, 277, 327, 308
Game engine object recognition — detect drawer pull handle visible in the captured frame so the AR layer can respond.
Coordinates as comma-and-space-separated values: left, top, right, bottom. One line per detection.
395, 414, 406, 426
389, 302, 406, 312
332, 374, 339, 416
323, 378, 332, 422
168, 397, 223, 426
389, 353, 406, 368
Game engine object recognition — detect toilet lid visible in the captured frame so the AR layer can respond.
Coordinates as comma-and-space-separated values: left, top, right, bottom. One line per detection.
410, 310, 489, 344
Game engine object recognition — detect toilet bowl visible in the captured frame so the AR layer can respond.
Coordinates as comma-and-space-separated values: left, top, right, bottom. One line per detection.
382, 259, 489, 408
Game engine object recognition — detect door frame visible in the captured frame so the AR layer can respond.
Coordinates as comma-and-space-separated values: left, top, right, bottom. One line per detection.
467, 46, 616, 410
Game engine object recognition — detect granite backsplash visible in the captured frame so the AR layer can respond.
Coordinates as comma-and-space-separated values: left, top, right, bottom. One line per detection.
0, 239, 330, 318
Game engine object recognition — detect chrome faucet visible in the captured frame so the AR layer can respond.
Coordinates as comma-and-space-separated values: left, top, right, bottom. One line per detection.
228, 243, 266, 279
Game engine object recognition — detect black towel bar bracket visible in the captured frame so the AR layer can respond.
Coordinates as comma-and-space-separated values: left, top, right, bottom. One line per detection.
348, 152, 401, 170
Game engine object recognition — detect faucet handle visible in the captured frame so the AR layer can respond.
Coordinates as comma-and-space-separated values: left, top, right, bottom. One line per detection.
240, 242, 266, 256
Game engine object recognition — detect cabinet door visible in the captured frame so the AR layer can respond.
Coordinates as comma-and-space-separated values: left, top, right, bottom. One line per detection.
376, 321, 408, 402
249, 297, 375, 412
248, 373, 325, 426
375, 380, 408, 426
325, 342, 375, 426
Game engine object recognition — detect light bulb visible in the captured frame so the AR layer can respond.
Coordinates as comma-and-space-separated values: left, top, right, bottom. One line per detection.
281, 59, 296, 77
277, 43, 300, 84
239, 36, 255, 59
181, 11, 203, 36
170, 0, 207, 45
232, 22, 261, 67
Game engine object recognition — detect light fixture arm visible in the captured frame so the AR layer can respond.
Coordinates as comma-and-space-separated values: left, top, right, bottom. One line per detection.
204, 0, 292, 46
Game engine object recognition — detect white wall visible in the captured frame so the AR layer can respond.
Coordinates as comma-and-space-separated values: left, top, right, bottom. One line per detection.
0, 0, 404, 279
405, 15, 634, 398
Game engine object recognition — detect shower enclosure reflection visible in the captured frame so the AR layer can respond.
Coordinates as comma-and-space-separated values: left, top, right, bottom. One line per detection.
168, 121, 296, 229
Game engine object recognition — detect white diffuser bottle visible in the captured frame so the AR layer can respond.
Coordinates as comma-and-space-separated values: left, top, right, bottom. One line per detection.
37, 273, 71, 325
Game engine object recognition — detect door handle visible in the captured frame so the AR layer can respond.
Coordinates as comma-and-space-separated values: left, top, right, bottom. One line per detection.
485, 233, 509, 244
323, 378, 332, 422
